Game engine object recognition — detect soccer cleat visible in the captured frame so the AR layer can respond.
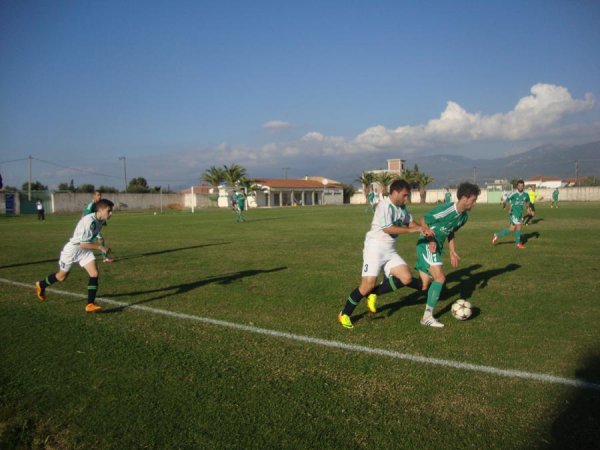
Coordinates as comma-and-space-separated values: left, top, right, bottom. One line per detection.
420, 316, 445, 328
338, 312, 353, 329
35, 281, 46, 301
85, 303, 102, 313
103, 257, 114, 263
491, 234, 498, 245
367, 293, 377, 313
516, 243, 526, 249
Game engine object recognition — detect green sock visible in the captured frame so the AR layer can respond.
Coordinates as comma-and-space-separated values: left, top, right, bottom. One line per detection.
515, 230, 521, 245
496, 228, 510, 238
426, 281, 444, 311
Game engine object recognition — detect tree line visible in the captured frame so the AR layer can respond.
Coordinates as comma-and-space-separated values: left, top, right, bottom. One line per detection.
0, 177, 170, 194
358, 165, 435, 204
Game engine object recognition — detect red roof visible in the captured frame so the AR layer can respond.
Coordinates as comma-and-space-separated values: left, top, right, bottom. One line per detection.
254, 178, 337, 189
180, 184, 213, 194
524, 176, 562, 182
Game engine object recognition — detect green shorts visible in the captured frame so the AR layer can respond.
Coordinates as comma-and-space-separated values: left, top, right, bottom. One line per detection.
415, 241, 442, 277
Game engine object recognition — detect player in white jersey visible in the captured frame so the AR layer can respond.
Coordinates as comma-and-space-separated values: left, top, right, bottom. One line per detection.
35, 199, 114, 313
338, 179, 433, 329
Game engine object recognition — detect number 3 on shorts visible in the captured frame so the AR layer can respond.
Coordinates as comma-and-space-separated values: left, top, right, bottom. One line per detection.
363, 264, 368, 273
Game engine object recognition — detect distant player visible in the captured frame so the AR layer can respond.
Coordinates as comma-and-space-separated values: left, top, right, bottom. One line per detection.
35, 199, 115, 313
523, 185, 543, 226
551, 188, 559, 208
338, 179, 432, 329
416, 182, 480, 328
83, 190, 113, 262
444, 188, 452, 203
236, 190, 246, 222
36, 200, 45, 220
492, 180, 529, 249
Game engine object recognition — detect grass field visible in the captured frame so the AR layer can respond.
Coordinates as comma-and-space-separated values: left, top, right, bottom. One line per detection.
1, 202, 599, 449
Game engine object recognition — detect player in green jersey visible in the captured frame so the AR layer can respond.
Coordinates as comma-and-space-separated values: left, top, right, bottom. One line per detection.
551, 188, 559, 208
492, 180, 529, 249
83, 190, 113, 262
416, 182, 480, 328
444, 188, 452, 203
235, 191, 246, 222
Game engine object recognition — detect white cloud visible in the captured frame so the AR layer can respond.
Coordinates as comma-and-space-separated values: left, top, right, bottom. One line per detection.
356, 83, 596, 149
262, 120, 292, 131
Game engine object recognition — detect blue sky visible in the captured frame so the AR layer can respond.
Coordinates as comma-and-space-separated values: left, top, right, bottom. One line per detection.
1, 0, 599, 188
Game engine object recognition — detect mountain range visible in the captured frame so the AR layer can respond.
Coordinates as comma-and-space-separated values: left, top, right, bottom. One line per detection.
409, 141, 600, 187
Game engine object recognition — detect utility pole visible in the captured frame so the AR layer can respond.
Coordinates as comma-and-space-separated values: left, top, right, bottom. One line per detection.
282, 167, 290, 179
119, 156, 127, 191
473, 166, 477, 185
28, 155, 32, 200
575, 160, 579, 186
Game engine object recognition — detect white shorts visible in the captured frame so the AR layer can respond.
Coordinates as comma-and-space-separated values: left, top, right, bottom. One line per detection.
361, 240, 406, 277
59, 244, 96, 272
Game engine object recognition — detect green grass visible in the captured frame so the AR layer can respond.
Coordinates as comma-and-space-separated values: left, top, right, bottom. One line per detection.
1, 203, 599, 449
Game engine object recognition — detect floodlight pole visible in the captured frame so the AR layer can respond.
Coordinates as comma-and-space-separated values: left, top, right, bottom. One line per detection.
119, 156, 127, 191
282, 167, 290, 179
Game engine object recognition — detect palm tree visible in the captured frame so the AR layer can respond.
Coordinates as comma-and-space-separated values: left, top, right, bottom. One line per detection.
223, 164, 247, 188
358, 171, 376, 202
413, 171, 435, 204
201, 166, 225, 190
374, 171, 398, 195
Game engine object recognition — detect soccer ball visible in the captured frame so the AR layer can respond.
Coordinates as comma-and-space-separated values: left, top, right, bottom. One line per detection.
451, 299, 472, 321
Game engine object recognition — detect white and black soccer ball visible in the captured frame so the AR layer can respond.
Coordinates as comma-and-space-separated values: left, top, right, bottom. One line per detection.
451, 299, 472, 321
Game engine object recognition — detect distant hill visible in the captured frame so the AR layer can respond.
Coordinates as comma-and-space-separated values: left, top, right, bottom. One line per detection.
416, 141, 600, 187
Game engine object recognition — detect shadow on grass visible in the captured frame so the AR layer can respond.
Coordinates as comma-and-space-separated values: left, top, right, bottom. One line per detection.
548, 353, 600, 449
495, 231, 541, 246
0, 243, 230, 270
353, 263, 521, 324
114, 242, 230, 262
0, 258, 57, 270
101, 266, 287, 313
522, 231, 540, 244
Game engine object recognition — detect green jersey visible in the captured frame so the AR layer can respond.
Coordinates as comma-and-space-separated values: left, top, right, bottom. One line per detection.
236, 193, 245, 209
444, 192, 451, 203
552, 189, 559, 201
506, 191, 529, 219
417, 203, 468, 252
83, 201, 96, 216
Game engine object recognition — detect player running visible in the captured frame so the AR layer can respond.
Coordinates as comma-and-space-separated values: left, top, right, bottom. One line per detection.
492, 180, 530, 249
338, 179, 432, 329
416, 182, 480, 328
235, 190, 246, 222
35, 199, 115, 313
83, 190, 113, 262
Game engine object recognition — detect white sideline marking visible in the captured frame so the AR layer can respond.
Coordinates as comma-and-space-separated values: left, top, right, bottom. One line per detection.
3, 277, 600, 392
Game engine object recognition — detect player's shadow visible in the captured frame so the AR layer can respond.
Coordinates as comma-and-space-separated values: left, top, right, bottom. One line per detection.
115, 242, 230, 262
101, 266, 287, 313
548, 352, 600, 449
496, 231, 541, 245
0, 258, 57, 270
355, 263, 521, 323
522, 231, 540, 244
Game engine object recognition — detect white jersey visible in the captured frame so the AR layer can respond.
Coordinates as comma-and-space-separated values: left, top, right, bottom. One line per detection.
365, 198, 413, 246
66, 213, 104, 248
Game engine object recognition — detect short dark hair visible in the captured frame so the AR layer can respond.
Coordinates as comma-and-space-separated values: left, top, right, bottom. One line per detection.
457, 182, 480, 199
96, 199, 114, 210
517, 179, 524, 185
389, 179, 411, 193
